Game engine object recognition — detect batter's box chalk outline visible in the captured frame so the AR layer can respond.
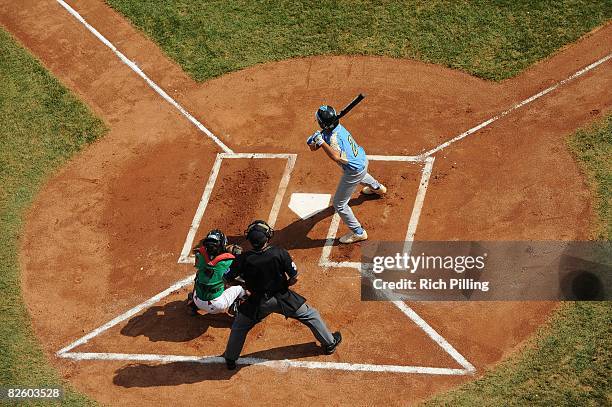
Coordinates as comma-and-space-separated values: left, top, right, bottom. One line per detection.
177, 152, 297, 264
56, 153, 475, 376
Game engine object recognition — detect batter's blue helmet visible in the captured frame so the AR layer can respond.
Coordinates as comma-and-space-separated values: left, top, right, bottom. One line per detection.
316, 105, 339, 131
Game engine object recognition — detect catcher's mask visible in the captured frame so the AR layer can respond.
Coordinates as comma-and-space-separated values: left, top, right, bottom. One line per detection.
244, 220, 274, 250
315, 105, 339, 131
202, 229, 227, 257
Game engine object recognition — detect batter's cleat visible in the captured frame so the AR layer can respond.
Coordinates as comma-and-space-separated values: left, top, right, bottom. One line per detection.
324, 331, 343, 355
339, 229, 368, 244
361, 184, 387, 196
225, 358, 237, 370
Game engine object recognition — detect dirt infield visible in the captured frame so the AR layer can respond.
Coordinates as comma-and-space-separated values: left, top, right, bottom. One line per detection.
1, 0, 611, 405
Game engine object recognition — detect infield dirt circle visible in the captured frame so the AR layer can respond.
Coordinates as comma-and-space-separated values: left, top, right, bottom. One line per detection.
2, 0, 611, 405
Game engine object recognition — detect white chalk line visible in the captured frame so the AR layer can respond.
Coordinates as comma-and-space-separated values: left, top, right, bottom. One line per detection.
368, 155, 424, 162
55, 0, 233, 154
318, 156, 435, 269
178, 154, 224, 263
403, 157, 435, 255
57, 0, 610, 171
58, 352, 471, 375
392, 302, 475, 372
178, 153, 297, 264
219, 153, 297, 159
268, 155, 297, 228
319, 213, 342, 268
57, 0, 606, 380
317, 156, 474, 373
356, 270, 475, 373
57, 153, 472, 375
421, 53, 612, 158
56, 275, 194, 355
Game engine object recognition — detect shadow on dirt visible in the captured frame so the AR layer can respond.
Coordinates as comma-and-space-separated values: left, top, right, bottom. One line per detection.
120, 300, 233, 342
226, 194, 379, 250
112, 341, 321, 386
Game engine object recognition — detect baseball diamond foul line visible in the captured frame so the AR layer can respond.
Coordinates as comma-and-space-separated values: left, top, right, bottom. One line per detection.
421, 53, 612, 158
392, 301, 475, 372
56, 275, 194, 355
55, 0, 233, 154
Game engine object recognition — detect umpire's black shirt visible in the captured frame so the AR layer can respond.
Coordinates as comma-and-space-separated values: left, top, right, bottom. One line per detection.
225, 245, 305, 320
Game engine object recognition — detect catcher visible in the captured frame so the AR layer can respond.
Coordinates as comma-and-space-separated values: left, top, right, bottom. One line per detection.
186, 229, 247, 316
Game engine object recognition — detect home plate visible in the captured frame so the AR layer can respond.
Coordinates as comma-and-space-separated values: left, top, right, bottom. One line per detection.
288, 193, 332, 219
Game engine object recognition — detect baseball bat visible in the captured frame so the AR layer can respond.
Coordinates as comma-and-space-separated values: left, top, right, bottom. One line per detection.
337, 93, 365, 120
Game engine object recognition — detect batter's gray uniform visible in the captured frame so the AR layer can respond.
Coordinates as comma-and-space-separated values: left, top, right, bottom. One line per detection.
323, 124, 381, 232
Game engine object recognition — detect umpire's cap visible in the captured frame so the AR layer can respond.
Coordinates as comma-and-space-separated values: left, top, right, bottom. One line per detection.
245, 220, 274, 250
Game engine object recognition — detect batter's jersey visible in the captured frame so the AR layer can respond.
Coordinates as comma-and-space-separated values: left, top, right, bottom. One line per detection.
323, 124, 367, 172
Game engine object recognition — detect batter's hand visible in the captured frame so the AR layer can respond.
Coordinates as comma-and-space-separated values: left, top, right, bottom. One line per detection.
307, 131, 324, 147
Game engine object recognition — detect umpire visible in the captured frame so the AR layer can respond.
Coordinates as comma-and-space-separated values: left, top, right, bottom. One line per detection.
222, 220, 341, 370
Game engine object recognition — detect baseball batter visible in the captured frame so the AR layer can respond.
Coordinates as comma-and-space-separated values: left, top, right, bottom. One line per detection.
307, 105, 387, 244
186, 229, 247, 316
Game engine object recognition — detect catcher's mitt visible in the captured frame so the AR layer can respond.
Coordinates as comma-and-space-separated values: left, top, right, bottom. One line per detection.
225, 244, 243, 256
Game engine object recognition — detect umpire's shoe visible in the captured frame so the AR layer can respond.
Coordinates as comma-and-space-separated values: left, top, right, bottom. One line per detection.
324, 331, 342, 355
225, 358, 237, 370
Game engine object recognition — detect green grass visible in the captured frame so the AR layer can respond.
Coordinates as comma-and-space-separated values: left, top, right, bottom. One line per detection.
0, 27, 106, 405
105, 0, 611, 82
425, 303, 612, 406
568, 116, 612, 240
1, 1, 610, 405
425, 115, 612, 406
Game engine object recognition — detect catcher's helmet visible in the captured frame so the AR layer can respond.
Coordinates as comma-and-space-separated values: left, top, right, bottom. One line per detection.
202, 229, 227, 256
316, 105, 339, 131
244, 220, 274, 250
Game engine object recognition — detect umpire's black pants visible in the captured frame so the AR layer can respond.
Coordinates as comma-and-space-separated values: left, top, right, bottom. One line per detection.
224, 297, 335, 362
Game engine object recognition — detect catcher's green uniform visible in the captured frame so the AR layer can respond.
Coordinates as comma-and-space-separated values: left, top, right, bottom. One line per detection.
194, 250, 235, 301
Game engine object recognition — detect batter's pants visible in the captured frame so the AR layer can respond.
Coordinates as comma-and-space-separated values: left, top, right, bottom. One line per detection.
223, 298, 335, 362
334, 160, 381, 232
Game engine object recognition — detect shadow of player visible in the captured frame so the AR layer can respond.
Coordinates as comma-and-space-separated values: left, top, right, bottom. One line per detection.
120, 300, 233, 342
226, 193, 379, 250
112, 342, 321, 387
